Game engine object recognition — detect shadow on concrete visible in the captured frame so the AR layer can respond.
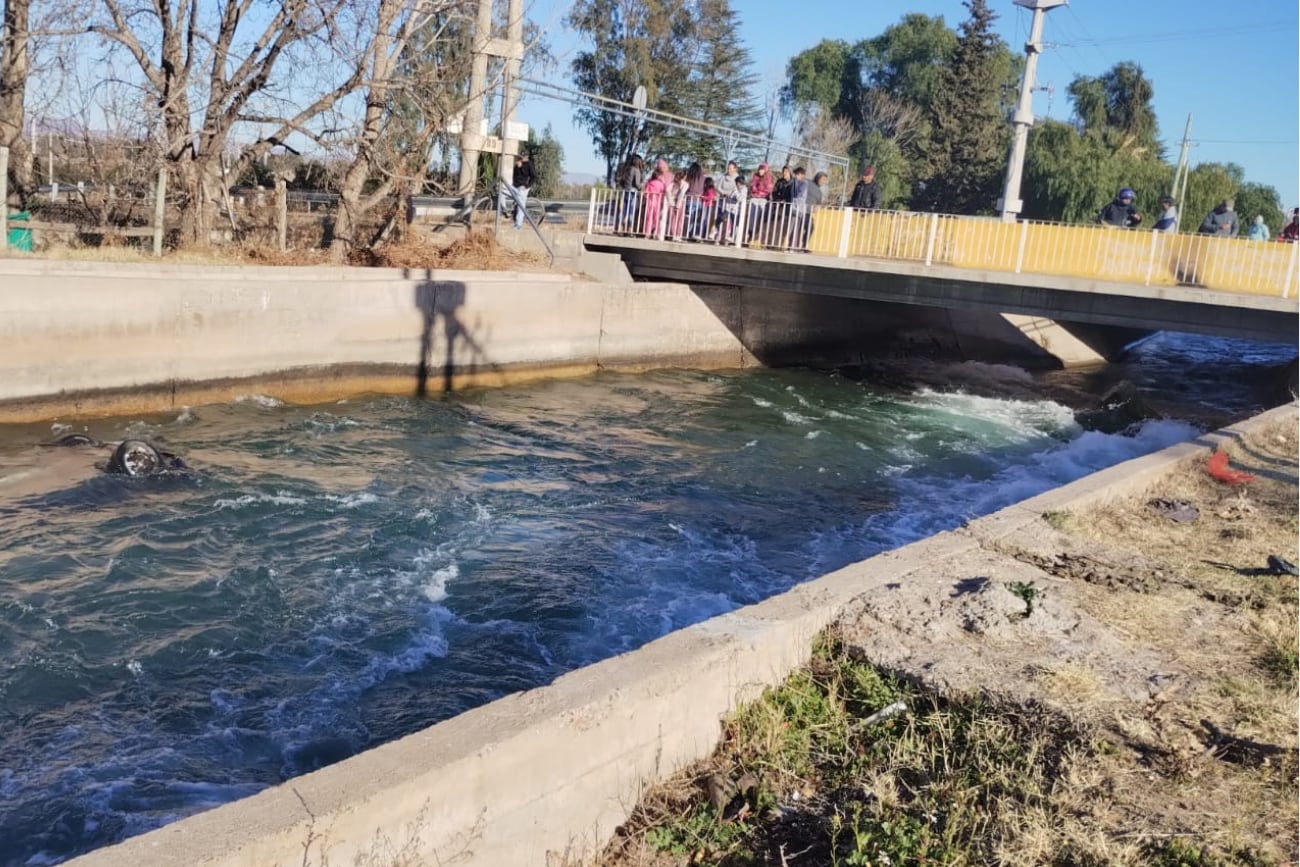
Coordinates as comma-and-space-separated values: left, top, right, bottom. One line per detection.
412, 275, 496, 397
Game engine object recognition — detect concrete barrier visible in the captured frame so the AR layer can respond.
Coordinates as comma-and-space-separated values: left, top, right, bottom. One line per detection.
66, 403, 1296, 867
0, 259, 1070, 422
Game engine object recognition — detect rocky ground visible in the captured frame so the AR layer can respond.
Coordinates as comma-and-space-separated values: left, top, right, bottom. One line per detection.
596, 413, 1298, 866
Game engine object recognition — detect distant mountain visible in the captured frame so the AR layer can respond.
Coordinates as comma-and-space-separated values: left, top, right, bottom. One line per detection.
562, 172, 602, 186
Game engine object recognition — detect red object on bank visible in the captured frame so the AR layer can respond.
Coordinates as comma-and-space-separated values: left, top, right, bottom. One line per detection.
1206, 450, 1255, 485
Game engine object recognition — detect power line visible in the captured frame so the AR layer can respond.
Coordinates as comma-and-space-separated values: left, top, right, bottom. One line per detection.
1059, 21, 1290, 47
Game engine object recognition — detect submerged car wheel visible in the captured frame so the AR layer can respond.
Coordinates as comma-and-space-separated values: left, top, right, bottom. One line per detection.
107, 440, 163, 477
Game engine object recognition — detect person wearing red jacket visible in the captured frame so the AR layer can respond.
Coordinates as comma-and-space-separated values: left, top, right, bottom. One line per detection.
1280, 208, 1299, 242
746, 163, 774, 244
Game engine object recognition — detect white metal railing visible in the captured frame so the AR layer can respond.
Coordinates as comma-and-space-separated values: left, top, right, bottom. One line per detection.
586, 189, 1300, 299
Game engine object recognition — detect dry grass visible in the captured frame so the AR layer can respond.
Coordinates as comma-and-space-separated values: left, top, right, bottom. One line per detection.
1, 229, 551, 271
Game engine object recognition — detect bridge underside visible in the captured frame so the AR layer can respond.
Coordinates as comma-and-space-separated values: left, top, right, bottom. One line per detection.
586, 237, 1298, 361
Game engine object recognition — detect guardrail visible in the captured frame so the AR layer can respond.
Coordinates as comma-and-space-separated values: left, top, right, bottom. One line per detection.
586, 188, 1299, 299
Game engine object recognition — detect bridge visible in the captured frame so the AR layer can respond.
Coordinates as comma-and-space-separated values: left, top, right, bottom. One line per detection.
579, 188, 1299, 363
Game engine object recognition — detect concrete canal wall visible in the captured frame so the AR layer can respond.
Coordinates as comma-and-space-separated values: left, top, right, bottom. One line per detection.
65, 403, 1296, 867
1, 258, 1078, 422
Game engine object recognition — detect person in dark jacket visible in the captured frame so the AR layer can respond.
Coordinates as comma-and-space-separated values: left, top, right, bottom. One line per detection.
503, 151, 536, 229
848, 165, 881, 210
1199, 199, 1239, 238
1097, 187, 1142, 228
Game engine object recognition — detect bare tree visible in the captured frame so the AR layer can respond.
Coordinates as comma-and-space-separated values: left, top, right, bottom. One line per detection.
87, 0, 368, 243
854, 89, 921, 151
1, 0, 34, 202
798, 110, 859, 201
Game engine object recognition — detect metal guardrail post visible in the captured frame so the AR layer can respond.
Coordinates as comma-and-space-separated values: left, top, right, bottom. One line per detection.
924, 213, 938, 266
1143, 230, 1159, 286
1284, 240, 1297, 299
152, 168, 167, 257
837, 207, 852, 258
1014, 220, 1028, 273
734, 200, 746, 249
587, 189, 596, 234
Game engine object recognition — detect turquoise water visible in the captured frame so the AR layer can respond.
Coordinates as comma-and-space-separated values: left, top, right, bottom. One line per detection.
0, 335, 1292, 865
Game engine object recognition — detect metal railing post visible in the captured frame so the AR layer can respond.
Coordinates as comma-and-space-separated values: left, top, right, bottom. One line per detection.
657, 196, 669, 241
924, 213, 938, 266
1014, 220, 1028, 273
837, 207, 852, 258
1144, 230, 1160, 286
587, 188, 596, 234
1284, 239, 1297, 299
734, 199, 747, 249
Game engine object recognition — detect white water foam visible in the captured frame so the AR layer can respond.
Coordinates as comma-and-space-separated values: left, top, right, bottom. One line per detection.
233, 393, 285, 408
213, 491, 308, 510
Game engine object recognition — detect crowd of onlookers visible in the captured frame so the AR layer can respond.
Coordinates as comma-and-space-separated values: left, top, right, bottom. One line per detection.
605, 156, 886, 250
585, 154, 1300, 249
1098, 187, 1299, 243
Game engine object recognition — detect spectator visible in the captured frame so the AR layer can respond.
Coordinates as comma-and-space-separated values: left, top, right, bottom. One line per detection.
747, 163, 774, 244
1097, 187, 1142, 228
1247, 215, 1270, 242
684, 163, 706, 240
1198, 199, 1239, 237
790, 167, 810, 251
502, 151, 535, 229
1151, 195, 1178, 233
712, 161, 740, 243
616, 154, 645, 235
803, 171, 827, 250
1280, 208, 1299, 242
769, 165, 794, 246
643, 166, 666, 239
848, 165, 880, 210
667, 167, 690, 241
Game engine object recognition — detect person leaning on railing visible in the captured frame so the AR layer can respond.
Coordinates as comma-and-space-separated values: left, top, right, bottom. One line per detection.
1097, 187, 1142, 228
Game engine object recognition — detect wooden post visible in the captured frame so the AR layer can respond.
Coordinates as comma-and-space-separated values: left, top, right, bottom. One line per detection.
0, 146, 9, 252
152, 167, 167, 256
276, 177, 288, 251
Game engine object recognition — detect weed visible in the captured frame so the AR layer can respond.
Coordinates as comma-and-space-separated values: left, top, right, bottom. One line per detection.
1006, 580, 1043, 618
1041, 509, 1072, 530
1259, 643, 1299, 689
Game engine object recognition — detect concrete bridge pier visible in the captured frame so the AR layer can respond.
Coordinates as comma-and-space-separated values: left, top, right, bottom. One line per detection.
999, 315, 1151, 368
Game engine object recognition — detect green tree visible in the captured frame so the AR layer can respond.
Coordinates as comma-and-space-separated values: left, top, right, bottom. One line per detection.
652, 0, 762, 168
527, 124, 565, 198
1067, 62, 1160, 157
915, 0, 1012, 214
567, 0, 692, 184
1022, 120, 1171, 224
1233, 181, 1285, 237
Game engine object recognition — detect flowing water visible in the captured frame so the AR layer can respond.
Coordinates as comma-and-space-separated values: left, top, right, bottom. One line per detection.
0, 334, 1293, 865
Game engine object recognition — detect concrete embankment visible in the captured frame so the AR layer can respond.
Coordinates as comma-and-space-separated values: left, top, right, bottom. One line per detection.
2, 257, 1090, 423
65, 402, 1296, 867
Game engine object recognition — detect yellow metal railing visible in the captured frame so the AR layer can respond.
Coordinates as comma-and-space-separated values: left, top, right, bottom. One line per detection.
587, 189, 1299, 299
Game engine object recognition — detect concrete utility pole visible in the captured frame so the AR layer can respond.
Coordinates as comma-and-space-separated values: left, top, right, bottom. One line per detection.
997, 0, 1066, 223
1170, 114, 1193, 232
457, 0, 495, 200
498, 0, 524, 184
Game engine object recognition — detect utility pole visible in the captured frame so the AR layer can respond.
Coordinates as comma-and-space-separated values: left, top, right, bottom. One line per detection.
997, 0, 1066, 223
1170, 114, 1193, 232
457, 0, 495, 200
498, 0, 524, 185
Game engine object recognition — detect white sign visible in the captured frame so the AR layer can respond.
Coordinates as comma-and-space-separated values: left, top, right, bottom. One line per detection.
504, 121, 530, 142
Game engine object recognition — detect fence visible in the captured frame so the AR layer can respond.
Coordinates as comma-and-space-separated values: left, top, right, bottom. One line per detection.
585, 187, 1299, 299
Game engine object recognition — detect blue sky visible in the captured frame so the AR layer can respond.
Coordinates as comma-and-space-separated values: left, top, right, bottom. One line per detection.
521, 0, 1299, 204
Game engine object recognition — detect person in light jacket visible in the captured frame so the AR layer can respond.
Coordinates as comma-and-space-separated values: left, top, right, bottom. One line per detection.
1246, 215, 1270, 241
1151, 196, 1178, 233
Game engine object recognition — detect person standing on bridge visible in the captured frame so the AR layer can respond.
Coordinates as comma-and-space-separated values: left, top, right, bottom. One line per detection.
712, 162, 740, 244
747, 163, 773, 245
1097, 188, 1142, 228
1280, 208, 1299, 242
769, 166, 794, 247
1198, 199, 1239, 238
790, 167, 810, 252
849, 165, 881, 210
1152, 196, 1179, 233
643, 165, 666, 240
684, 163, 706, 240
1247, 215, 1271, 242
616, 155, 645, 235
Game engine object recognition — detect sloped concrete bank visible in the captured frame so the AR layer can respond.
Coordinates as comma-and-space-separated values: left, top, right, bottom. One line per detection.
66, 403, 1296, 867
2, 258, 1079, 423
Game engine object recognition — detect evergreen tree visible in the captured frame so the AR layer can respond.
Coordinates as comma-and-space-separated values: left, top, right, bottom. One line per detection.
567, 0, 692, 184
652, 0, 762, 168
1067, 62, 1160, 157
915, 0, 1011, 214
527, 124, 565, 198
